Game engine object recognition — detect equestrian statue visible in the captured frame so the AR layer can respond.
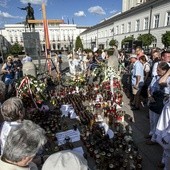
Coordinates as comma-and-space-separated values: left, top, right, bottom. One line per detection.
18, 3, 35, 31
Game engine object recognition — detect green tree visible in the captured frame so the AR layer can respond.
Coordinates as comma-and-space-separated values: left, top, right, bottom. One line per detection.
121, 36, 135, 46
109, 39, 118, 47
9, 42, 23, 54
162, 31, 170, 48
137, 33, 155, 47
75, 36, 83, 52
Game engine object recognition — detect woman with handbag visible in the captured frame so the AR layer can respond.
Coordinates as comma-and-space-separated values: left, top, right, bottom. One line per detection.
146, 62, 170, 145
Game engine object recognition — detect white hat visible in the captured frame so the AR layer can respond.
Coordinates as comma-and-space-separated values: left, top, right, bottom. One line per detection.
95, 115, 104, 122
129, 54, 137, 59
42, 150, 88, 170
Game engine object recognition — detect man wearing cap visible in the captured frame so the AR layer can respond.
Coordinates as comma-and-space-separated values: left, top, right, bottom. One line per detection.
129, 54, 144, 110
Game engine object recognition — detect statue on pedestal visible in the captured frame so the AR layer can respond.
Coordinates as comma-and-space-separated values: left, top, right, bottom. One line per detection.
18, 3, 35, 30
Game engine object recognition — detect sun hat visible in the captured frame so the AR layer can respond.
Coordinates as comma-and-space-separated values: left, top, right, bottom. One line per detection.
129, 54, 137, 59
42, 150, 88, 170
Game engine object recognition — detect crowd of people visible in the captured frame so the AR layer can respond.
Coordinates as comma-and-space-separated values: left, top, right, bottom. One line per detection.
0, 46, 169, 170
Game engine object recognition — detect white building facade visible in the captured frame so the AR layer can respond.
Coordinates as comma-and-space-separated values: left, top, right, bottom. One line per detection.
122, 0, 149, 12
0, 23, 87, 52
80, 0, 170, 50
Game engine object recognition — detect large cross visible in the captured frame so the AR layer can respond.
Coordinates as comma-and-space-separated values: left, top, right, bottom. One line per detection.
27, 3, 64, 74
27, 19, 64, 24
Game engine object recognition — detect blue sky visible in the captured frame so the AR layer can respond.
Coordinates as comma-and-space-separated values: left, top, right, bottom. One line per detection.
0, 0, 122, 27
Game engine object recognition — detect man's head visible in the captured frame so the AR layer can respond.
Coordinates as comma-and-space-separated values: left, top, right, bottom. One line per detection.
28, 3, 31, 6
161, 50, 170, 62
135, 46, 143, 56
42, 150, 88, 170
1, 97, 25, 121
139, 55, 147, 64
129, 54, 138, 63
2, 120, 47, 167
157, 61, 170, 76
152, 50, 161, 61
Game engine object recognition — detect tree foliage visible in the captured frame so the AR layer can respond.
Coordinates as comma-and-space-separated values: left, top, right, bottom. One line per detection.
75, 36, 83, 52
137, 33, 155, 47
109, 39, 118, 47
9, 42, 23, 54
162, 31, 170, 48
121, 36, 135, 45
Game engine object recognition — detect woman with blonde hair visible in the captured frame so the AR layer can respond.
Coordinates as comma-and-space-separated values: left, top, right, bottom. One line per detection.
1, 56, 15, 96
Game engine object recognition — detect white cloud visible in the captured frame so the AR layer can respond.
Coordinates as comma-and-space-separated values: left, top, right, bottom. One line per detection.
0, 11, 23, 19
88, 6, 106, 15
74, 11, 86, 17
0, 0, 8, 8
20, 0, 47, 5
110, 10, 117, 14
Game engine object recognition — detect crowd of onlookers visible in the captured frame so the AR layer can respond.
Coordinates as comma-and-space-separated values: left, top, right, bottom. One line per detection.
127, 47, 170, 170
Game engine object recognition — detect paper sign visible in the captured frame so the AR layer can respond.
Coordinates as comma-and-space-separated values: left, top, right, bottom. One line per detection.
56, 129, 80, 146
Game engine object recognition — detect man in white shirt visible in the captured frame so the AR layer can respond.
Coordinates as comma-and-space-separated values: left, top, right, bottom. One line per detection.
22, 53, 32, 64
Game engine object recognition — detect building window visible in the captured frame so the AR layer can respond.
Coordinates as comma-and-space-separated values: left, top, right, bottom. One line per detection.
15, 37, 18, 42
10, 37, 13, 43
135, 19, 140, 31
116, 26, 119, 35
127, 22, 131, 33
166, 12, 170, 26
154, 14, 159, 28
121, 24, 124, 34
144, 17, 149, 30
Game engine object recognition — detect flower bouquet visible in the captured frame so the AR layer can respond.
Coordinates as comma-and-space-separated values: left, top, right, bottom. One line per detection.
15, 75, 47, 108
68, 74, 86, 88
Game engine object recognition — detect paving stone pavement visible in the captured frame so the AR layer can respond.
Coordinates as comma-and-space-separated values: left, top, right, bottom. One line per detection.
121, 77, 163, 170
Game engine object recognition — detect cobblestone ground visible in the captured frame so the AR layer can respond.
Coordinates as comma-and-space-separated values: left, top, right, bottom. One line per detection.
121, 73, 163, 170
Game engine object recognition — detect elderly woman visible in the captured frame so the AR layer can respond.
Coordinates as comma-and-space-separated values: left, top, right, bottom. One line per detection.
0, 120, 47, 170
0, 97, 25, 154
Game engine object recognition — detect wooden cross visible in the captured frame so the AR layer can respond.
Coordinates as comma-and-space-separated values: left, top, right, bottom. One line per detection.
27, 3, 64, 74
